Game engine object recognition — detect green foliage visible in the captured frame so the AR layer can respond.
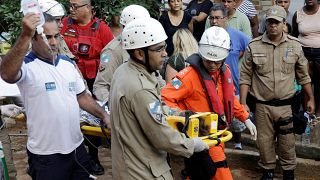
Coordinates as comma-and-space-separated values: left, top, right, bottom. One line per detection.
60, 0, 160, 21
0, 0, 161, 44
0, 1, 23, 45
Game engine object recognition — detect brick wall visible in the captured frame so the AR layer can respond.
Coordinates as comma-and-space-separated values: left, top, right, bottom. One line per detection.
252, 0, 275, 13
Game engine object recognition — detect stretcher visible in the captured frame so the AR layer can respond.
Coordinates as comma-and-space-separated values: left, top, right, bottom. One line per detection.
81, 112, 232, 147
14, 112, 232, 147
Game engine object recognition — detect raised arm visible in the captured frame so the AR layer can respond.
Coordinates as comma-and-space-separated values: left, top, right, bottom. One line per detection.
0, 13, 39, 83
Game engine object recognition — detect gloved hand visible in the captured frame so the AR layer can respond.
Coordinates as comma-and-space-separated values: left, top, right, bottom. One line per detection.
244, 119, 257, 140
0, 104, 23, 117
192, 137, 209, 152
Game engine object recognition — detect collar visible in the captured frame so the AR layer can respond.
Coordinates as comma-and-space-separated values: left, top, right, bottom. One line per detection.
128, 60, 158, 86
261, 32, 288, 46
29, 52, 60, 66
229, 9, 239, 19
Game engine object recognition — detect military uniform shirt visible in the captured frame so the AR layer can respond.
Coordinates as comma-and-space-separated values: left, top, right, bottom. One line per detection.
240, 33, 311, 101
109, 60, 194, 180
93, 36, 129, 102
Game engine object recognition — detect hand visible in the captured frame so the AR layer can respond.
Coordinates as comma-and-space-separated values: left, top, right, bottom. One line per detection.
243, 104, 250, 112
102, 114, 111, 130
21, 13, 41, 37
192, 137, 209, 152
306, 98, 315, 115
0, 104, 23, 117
244, 119, 257, 140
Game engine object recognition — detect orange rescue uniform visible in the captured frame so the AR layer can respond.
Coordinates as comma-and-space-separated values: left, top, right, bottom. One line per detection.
162, 65, 249, 180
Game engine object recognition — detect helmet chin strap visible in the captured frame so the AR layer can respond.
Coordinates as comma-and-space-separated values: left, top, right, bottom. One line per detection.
142, 47, 154, 73
131, 48, 154, 73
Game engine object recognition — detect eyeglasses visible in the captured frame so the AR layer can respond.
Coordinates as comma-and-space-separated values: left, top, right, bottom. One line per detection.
55, 16, 65, 24
70, 3, 87, 10
148, 43, 167, 53
208, 16, 224, 20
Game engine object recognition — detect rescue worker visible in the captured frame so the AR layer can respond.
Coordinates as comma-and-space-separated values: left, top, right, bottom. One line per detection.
60, 0, 114, 93
109, 17, 209, 179
161, 26, 257, 179
93, 4, 150, 102
240, 6, 315, 180
208, 3, 251, 150
60, 0, 114, 175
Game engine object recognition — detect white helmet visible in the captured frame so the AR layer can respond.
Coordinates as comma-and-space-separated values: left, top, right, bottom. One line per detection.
199, 26, 231, 61
120, 5, 150, 26
39, 0, 66, 17
122, 17, 167, 50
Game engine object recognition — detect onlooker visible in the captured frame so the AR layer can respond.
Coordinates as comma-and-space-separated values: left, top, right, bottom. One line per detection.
93, 5, 150, 102
259, 0, 293, 35
109, 15, 122, 37
60, 0, 113, 93
159, 0, 193, 12
240, 6, 314, 180
109, 17, 208, 179
162, 26, 256, 179
159, 0, 193, 56
163, 28, 198, 83
186, 0, 213, 41
292, 0, 320, 118
209, 3, 250, 150
0, 13, 110, 180
221, 0, 252, 38
235, 0, 259, 37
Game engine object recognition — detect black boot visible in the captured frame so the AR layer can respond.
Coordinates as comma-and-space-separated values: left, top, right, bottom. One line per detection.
260, 169, 274, 180
90, 159, 105, 175
283, 170, 294, 180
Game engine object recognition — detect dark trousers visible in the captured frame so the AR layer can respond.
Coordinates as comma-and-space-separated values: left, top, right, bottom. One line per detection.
27, 143, 92, 180
84, 135, 102, 161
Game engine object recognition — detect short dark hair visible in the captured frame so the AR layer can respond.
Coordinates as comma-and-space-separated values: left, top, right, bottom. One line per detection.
210, 3, 228, 17
33, 13, 57, 39
43, 12, 56, 23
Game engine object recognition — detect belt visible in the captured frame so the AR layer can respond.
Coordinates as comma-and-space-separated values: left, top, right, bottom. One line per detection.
256, 97, 294, 107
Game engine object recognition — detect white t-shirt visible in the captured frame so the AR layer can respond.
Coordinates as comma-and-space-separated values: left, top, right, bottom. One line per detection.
17, 52, 85, 155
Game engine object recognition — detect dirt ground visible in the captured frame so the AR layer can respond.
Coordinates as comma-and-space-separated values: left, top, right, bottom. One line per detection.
7, 120, 320, 180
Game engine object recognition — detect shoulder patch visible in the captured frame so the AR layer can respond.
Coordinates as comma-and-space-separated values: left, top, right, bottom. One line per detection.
100, 50, 112, 63
149, 100, 163, 123
171, 77, 182, 89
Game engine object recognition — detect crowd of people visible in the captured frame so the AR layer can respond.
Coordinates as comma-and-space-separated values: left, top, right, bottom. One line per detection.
0, 0, 319, 179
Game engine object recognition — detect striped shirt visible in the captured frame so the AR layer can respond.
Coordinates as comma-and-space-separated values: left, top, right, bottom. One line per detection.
237, 0, 257, 19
